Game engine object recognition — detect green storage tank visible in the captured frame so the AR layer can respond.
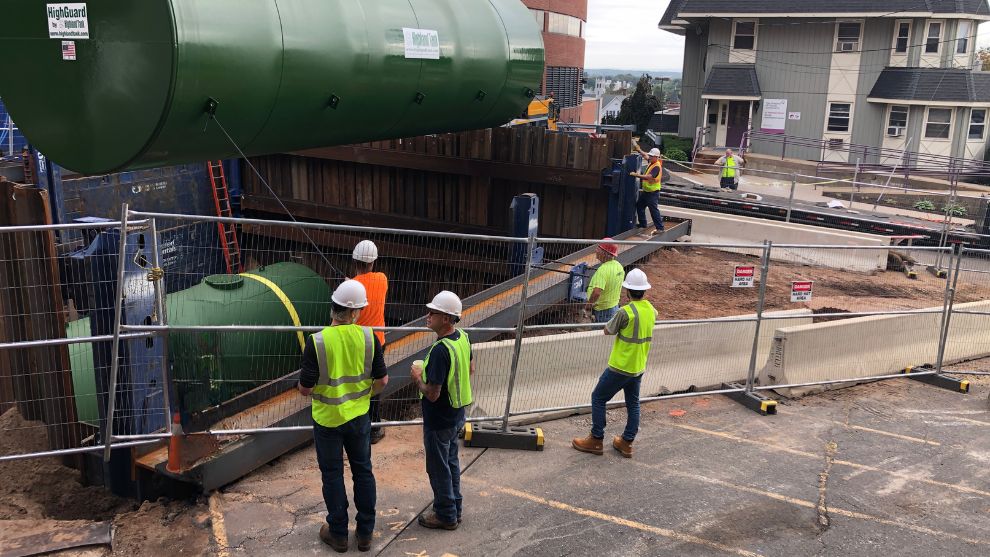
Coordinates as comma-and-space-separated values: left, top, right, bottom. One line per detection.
167, 262, 332, 414
67, 317, 100, 426
0, 0, 544, 174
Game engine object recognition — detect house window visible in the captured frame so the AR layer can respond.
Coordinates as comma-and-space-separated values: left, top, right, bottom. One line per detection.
925, 107, 952, 139
957, 21, 972, 54
969, 109, 986, 140
827, 103, 852, 132
894, 21, 911, 53
732, 20, 756, 50
530, 9, 545, 32
887, 105, 909, 136
925, 21, 942, 53
547, 13, 582, 37
835, 22, 862, 52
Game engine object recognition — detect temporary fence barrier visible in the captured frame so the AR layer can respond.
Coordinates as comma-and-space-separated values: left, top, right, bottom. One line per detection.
0, 207, 986, 463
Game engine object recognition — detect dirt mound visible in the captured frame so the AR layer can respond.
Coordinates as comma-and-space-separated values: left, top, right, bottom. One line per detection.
635, 247, 972, 319
0, 408, 133, 521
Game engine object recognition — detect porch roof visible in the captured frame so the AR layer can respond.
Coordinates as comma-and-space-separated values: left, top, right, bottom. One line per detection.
702, 65, 762, 101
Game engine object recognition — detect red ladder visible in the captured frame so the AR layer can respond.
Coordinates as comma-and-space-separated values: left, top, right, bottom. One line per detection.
207, 161, 241, 274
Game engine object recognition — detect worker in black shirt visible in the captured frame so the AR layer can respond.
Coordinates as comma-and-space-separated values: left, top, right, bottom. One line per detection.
410, 290, 474, 530
298, 280, 388, 553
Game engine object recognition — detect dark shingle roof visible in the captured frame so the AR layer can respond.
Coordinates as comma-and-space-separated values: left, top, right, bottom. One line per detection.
661, 0, 989, 25
702, 64, 762, 98
868, 68, 990, 103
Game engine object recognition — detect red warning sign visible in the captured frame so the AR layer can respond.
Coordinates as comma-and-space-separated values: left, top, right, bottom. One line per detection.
790, 281, 814, 302
732, 265, 755, 288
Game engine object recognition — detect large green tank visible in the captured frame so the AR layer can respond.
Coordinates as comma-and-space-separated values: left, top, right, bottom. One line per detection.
167, 262, 332, 414
0, 0, 544, 174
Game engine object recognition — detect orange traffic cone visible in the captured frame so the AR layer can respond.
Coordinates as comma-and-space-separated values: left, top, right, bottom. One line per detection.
166, 412, 183, 474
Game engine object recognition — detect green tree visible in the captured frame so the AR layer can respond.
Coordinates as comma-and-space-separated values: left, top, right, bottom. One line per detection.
979, 47, 990, 71
613, 76, 662, 133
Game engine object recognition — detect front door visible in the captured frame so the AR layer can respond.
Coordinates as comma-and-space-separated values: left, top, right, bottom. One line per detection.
725, 101, 750, 148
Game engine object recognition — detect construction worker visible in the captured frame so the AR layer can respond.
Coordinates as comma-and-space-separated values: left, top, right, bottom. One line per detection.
411, 291, 474, 530
630, 147, 664, 232
573, 268, 656, 459
351, 240, 389, 444
585, 239, 625, 323
716, 149, 744, 191
297, 280, 388, 553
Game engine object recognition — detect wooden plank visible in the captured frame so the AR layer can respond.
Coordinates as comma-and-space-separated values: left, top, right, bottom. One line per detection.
242, 195, 502, 235
572, 136, 590, 170
294, 145, 603, 189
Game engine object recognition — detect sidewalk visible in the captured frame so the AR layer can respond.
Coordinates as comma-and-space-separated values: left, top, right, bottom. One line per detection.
210, 374, 990, 556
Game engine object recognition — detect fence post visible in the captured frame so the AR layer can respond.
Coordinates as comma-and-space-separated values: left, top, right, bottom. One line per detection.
935, 244, 964, 374
850, 158, 860, 209
147, 217, 172, 428
745, 241, 772, 393
103, 203, 130, 462
500, 233, 536, 431
785, 175, 796, 223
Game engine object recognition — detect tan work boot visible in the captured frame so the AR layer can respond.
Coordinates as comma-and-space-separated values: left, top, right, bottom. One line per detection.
571, 435, 604, 455
612, 436, 633, 458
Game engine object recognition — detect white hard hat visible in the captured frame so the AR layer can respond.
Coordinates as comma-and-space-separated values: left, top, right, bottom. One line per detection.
622, 268, 652, 291
352, 240, 378, 263
331, 280, 369, 309
647, 148, 662, 157
426, 290, 463, 318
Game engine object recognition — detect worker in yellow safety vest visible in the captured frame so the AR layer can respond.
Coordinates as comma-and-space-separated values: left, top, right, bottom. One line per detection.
716, 148, 745, 191
573, 268, 657, 459
297, 279, 389, 553
630, 147, 664, 232
411, 290, 474, 530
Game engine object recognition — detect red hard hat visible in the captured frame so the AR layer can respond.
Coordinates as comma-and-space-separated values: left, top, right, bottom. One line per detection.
598, 238, 618, 256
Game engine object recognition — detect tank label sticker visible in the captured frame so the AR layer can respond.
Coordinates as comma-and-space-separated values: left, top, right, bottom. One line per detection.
47, 3, 90, 39
402, 28, 440, 60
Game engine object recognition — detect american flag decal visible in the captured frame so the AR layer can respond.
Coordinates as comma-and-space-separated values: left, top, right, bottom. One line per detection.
61, 40, 77, 61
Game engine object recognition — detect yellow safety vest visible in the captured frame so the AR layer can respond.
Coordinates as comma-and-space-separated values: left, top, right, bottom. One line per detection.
643, 160, 663, 192
607, 300, 657, 376
311, 324, 375, 428
420, 331, 473, 408
721, 157, 737, 178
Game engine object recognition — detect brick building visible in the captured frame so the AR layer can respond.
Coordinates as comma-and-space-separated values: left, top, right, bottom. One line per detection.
524, 0, 590, 123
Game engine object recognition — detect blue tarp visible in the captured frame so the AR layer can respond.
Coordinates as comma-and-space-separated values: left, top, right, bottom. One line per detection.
0, 97, 28, 157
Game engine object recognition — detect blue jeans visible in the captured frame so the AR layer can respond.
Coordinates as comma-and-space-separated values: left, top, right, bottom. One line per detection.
423, 419, 464, 523
636, 190, 663, 229
314, 413, 376, 538
593, 306, 618, 323
591, 369, 642, 442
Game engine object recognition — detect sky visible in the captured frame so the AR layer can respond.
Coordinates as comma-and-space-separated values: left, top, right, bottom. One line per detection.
584, 0, 990, 72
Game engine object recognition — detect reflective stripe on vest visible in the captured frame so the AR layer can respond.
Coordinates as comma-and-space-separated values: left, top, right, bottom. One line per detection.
643, 160, 663, 192
607, 300, 657, 376
311, 325, 374, 427
419, 330, 473, 409
721, 157, 737, 179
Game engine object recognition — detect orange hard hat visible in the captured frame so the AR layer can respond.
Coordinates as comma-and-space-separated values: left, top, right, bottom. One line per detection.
598, 238, 618, 257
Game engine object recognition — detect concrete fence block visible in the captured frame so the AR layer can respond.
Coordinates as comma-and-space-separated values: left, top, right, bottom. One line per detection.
469, 309, 814, 418
758, 300, 990, 397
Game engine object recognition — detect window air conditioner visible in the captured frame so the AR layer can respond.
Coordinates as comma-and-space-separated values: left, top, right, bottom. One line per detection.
838, 41, 857, 52
887, 126, 904, 137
